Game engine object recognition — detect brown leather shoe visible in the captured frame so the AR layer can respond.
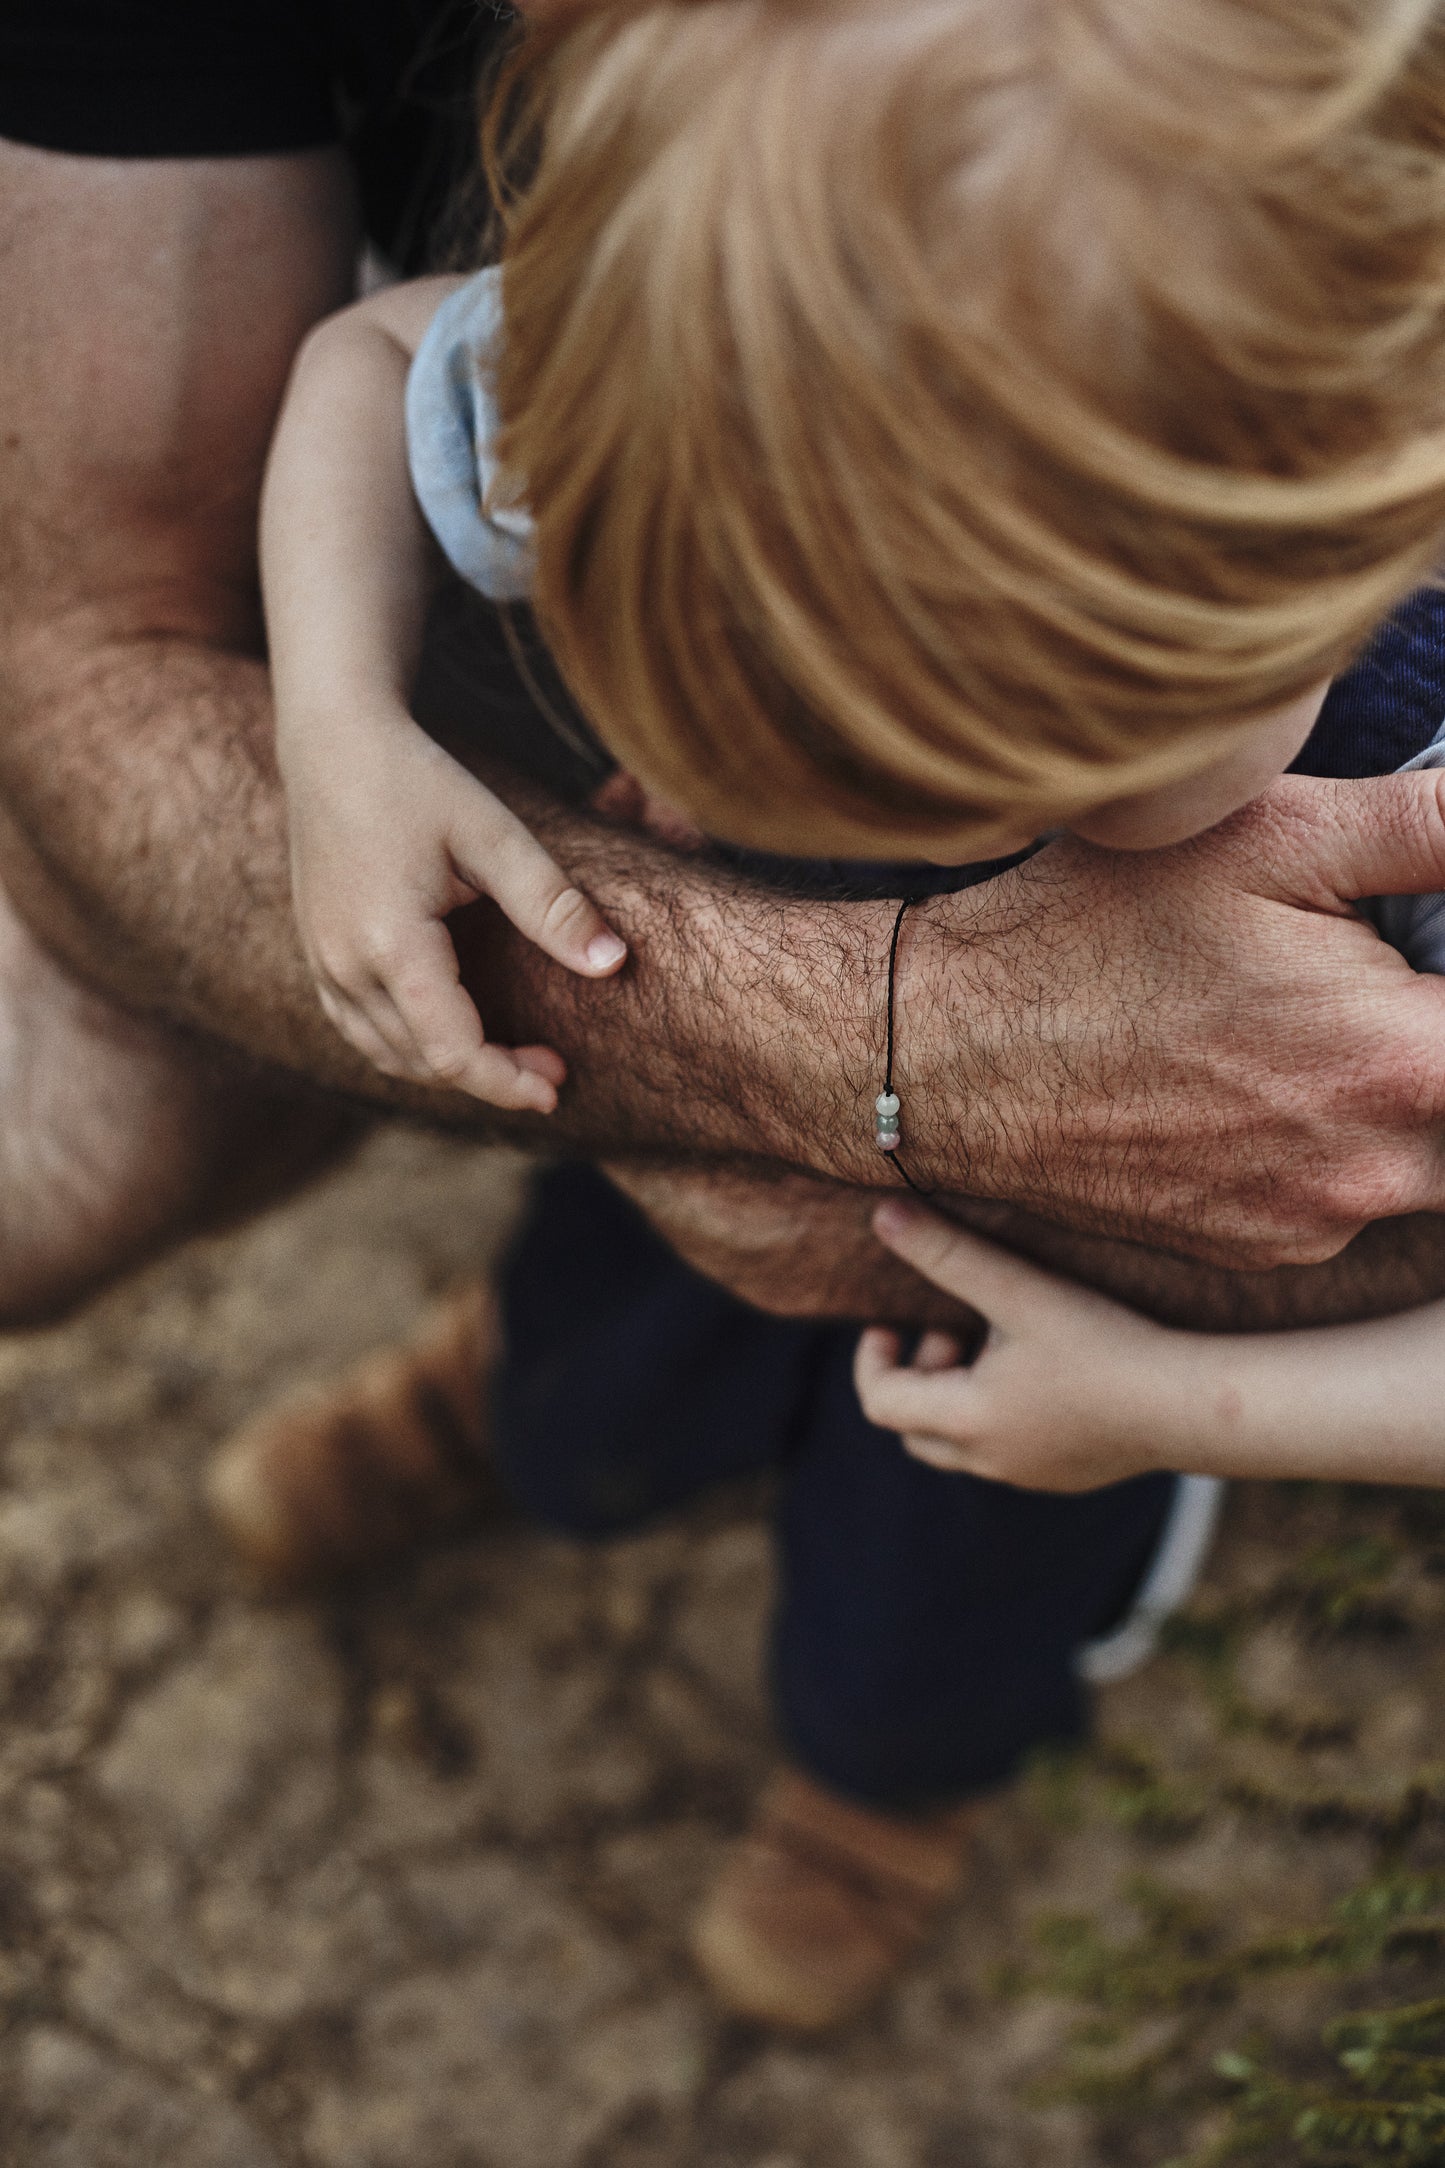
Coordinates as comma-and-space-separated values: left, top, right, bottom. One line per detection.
207, 1282, 505, 1588
691, 1768, 981, 2031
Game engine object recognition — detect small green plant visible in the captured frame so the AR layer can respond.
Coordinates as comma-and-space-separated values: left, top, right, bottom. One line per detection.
1012, 1485, 1445, 2168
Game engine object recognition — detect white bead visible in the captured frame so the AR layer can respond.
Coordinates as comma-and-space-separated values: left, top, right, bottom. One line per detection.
875, 1092, 901, 1117
876, 1131, 900, 1151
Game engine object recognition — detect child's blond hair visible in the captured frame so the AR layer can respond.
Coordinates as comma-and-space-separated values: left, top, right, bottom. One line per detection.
489, 0, 1445, 857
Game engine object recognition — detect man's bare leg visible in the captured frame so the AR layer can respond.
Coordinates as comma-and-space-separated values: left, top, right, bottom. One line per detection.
0, 871, 363, 1327
600, 1161, 1445, 1334
938, 1195, 1445, 1332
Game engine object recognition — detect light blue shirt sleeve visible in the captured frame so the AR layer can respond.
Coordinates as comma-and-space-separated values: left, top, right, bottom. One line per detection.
404, 267, 536, 602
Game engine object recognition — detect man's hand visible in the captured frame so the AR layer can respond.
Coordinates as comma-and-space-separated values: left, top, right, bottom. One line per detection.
879, 773, 1445, 1269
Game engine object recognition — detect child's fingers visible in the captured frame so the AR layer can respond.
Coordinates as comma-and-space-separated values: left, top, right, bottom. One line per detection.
913, 1330, 961, 1373
315, 923, 561, 1111
856, 1336, 981, 1473
378, 971, 559, 1109
393, 985, 559, 1110
855, 1327, 902, 1384
901, 1432, 974, 1474
333, 969, 450, 1083
451, 790, 627, 978
513, 1045, 567, 1089
376, 928, 480, 1074
441, 1041, 563, 1112
316, 982, 416, 1079
365, 920, 553, 1109
306, 927, 440, 1079
853, 1327, 981, 1440
872, 1200, 1067, 1320
854, 1328, 959, 1382
854, 1327, 907, 1430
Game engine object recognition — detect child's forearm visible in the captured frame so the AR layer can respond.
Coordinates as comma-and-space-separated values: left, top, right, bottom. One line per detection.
1148, 1301, 1445, 1485
260, 278, 462, 749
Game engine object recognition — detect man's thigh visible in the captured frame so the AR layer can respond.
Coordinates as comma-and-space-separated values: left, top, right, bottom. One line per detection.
604, 1160, 1445, 1334
951, 1197, 1445, 1331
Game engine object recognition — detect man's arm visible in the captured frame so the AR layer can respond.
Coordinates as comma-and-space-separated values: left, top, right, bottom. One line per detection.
11, 146, 1445, 1277
0, 139, 361, 1072
0, 139, 892, 1131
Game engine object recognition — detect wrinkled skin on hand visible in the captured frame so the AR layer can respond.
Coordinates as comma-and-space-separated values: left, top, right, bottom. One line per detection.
880, 776, 1445, 1274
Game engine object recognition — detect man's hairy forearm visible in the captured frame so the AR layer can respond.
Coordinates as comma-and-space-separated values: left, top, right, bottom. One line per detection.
0, 627, 898, 1178
467, 771, 898, 1177
0, 638, 390, 1084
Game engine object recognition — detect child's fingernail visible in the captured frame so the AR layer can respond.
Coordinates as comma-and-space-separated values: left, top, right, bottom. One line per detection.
874, 1200, 912, 1241
586, 933, 627, 971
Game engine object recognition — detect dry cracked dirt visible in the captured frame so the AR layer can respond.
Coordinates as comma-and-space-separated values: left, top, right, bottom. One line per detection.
2, 1129, 1444, 2168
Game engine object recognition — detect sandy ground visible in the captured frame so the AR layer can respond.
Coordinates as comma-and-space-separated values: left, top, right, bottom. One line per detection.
1, 1128, 1443, 2168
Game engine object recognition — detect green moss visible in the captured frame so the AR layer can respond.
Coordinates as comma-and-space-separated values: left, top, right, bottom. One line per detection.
1279, 1538, 1407, 1635
1011, 1486, 1445, 2168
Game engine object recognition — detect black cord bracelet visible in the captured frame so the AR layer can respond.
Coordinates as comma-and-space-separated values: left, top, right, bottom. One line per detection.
874, 895, 934, 1197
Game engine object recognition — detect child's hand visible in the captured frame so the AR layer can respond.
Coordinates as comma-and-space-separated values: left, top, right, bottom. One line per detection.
854, 1200, 1179, 1491
285, 712, 626, 1110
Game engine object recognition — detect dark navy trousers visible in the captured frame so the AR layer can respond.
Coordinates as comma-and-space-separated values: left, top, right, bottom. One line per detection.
492, 1161, 1173, 1808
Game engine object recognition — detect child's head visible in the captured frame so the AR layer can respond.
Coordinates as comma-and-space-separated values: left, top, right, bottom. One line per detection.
489, 0, 1445, 860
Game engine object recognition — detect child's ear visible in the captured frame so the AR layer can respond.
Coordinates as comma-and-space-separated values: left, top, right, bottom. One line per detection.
589, 771, 649, 827
590, 772, 707, 852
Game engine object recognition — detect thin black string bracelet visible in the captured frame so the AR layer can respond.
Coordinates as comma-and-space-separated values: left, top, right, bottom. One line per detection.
875, 895, 935, 1197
